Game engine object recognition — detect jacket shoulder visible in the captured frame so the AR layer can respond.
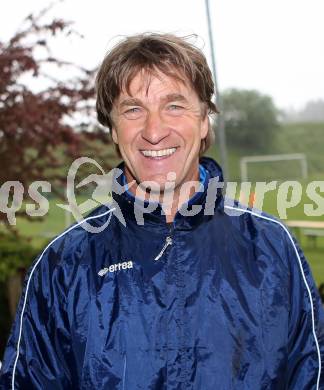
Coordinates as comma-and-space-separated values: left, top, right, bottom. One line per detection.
221, 201, 296, 271
223, 201, 289, 240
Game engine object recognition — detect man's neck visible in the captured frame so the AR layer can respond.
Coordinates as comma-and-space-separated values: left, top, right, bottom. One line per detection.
125, 169, 201, 223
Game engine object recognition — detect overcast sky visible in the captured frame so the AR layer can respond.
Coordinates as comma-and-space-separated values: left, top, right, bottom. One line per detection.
1, 0, 323, 110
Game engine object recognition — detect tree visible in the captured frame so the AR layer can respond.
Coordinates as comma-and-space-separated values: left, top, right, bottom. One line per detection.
283, 99, 324, 123
0, 6, 114, 230
221, 88, 280, 151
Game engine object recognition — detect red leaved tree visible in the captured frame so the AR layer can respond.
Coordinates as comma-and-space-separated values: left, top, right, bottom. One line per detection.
0, 6, 115, 229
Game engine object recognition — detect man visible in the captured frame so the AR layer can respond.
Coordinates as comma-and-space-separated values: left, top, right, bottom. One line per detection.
1, 33, 323, 389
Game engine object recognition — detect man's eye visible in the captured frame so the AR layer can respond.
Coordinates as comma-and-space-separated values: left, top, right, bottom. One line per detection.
124, 107, 140, 114
123, 107, 143, 119
168, 104, 183, 110
166, 104, 185, 116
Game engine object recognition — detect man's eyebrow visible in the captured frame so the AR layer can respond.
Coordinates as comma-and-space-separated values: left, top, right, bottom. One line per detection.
163, 93, 188, 103
118, 98, 142, 108
117, 94, 188, 108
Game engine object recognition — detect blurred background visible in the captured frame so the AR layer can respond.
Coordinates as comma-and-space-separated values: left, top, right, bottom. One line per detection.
0, 0, 323, 358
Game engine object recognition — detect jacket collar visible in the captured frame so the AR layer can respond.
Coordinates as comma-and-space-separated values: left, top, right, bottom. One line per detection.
111, 157, 224, 230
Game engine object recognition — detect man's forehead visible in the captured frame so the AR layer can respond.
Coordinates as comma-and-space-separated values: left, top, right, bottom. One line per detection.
116, 69, 195, 104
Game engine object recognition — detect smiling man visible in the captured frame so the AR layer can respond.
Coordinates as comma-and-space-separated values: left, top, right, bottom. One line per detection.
1, 33, 324, 390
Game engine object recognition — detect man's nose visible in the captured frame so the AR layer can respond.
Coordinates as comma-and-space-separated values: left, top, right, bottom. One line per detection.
141, 111, 170, 144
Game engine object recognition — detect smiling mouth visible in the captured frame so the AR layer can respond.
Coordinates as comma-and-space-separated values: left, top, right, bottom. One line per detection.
140, 147, 177, 158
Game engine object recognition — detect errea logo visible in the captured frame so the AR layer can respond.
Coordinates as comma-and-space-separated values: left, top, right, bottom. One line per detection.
98, 261, 133, 276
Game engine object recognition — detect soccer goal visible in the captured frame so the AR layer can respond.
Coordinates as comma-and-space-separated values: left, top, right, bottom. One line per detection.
240, 153, 308, 182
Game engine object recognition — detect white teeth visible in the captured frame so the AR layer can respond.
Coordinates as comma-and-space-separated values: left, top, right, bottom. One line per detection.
141, 148, 177, 157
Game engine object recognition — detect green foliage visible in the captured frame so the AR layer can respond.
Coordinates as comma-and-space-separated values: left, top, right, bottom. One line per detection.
0, 233, 39, 282
0, 281, 11, 357
0, 233, 40, 357
221, 88, 280, 151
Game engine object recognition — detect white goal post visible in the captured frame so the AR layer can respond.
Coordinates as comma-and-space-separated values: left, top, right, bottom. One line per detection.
240, 153, 308, 182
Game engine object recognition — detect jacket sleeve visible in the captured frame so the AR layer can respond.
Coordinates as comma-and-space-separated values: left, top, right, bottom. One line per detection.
286, 233, 324, 389
0, 244, 74, 390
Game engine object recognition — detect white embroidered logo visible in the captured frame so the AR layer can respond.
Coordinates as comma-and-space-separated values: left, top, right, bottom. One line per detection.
98, 261, 133, 276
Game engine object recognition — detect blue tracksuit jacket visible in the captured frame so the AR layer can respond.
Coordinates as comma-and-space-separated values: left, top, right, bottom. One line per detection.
1, 157, 324, 389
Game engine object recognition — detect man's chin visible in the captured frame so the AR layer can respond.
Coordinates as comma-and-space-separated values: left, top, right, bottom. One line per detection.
138, 181, 170, 193
136, 178, 176, 199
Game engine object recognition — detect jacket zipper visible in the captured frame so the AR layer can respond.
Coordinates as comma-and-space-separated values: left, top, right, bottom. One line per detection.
154, 236, 172, 261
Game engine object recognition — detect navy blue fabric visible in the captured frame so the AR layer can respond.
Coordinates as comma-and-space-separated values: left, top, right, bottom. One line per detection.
1, 157, 324, 389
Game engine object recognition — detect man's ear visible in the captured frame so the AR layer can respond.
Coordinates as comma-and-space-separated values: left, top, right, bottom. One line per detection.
200, 114, 209, 140
111, 127, 119, 144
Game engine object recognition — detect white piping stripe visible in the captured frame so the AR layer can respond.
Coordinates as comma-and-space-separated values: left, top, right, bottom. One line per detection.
122, 353, 127, 390
225, 205, 322, 389
11, 207, 115, 390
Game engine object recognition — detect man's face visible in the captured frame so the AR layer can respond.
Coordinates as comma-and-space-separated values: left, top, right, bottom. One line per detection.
111, 69, 209, 194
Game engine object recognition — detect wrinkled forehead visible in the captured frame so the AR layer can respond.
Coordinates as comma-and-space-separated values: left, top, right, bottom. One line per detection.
118, 66, 194, 100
